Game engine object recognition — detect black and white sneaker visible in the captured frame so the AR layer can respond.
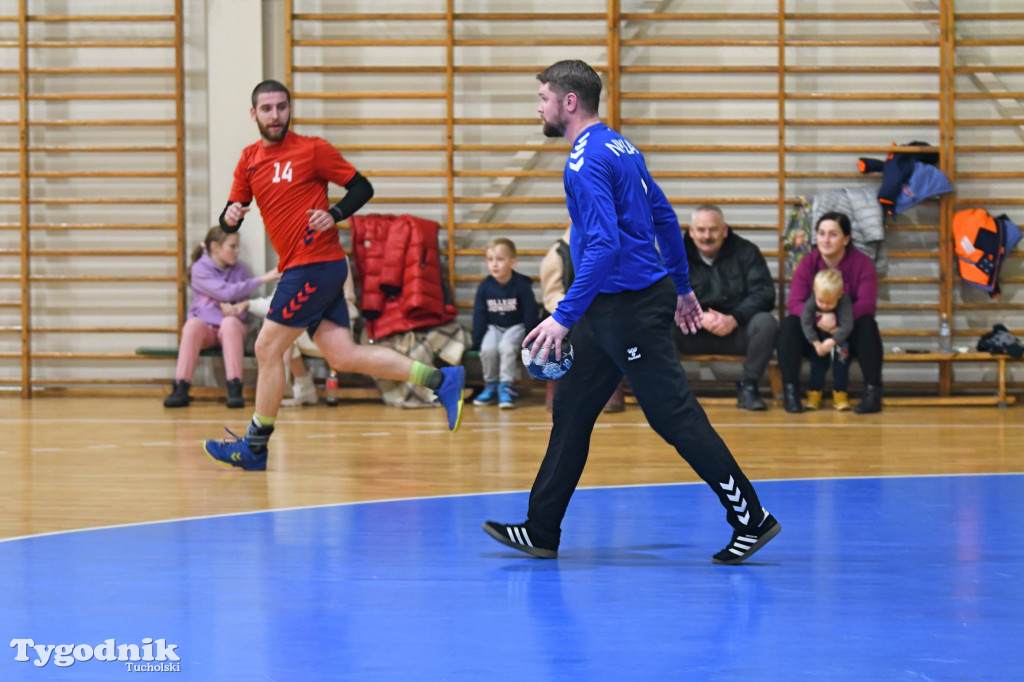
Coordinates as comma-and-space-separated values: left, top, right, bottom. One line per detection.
712, 508, 781, 565
482, 521, 558, 559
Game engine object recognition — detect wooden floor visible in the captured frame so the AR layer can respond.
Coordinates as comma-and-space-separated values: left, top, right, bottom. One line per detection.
3, 394, 1022, 540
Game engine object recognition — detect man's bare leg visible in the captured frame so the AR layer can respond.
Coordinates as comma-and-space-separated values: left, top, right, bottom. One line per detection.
312, 320, 465, 431
254, 319, 306, 420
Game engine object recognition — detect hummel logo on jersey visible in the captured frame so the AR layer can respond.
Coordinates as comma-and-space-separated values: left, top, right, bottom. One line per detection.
303, 226, 315, 245
627, 346, 641, 361
605, 138, 639, 157
569, 131, 590, 172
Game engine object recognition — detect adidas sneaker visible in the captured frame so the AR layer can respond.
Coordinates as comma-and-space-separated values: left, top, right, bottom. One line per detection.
482, 521, 557, 559
712, 508, 781, 565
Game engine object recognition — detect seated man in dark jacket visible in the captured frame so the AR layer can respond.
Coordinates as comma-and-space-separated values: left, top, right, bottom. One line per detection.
674, 204, 778, 410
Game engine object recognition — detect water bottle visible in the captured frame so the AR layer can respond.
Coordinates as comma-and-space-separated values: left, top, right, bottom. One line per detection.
325, 369, 339, 406
939, 314, 952, 353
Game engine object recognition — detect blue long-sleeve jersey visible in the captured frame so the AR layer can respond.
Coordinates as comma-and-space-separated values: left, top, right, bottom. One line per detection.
552, 122, 692, 328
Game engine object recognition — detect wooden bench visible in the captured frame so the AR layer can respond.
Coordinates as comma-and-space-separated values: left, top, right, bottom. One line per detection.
673, 353, 1016, 408
134, 347, 378, 400
676, 355, 783, 406
881, 352, 1017, 407
135, 347, 255, 359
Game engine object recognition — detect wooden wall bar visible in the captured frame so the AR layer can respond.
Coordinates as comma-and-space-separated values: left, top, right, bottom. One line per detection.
1, 1, 1021, 398
0, 1, 185, 396
284, 0, 1021, 398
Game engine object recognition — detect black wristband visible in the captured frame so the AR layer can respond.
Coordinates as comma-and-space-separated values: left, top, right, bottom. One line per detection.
218, 200, 248, 233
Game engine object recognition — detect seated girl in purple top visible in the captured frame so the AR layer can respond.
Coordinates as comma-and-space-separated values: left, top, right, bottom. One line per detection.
164, 226, 280, 408
776, 211, 884, 414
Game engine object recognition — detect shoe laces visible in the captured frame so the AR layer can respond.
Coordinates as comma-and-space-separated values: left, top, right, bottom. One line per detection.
216, 427, 243, 444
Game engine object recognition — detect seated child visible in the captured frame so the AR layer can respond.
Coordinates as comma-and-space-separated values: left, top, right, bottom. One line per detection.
472, 237, 538, 409
801, 269, 854, 411
164, 226, 279, 408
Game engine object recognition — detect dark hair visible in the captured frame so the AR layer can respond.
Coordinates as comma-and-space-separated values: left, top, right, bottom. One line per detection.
251, 80, 291, 108
184, 226, 233, 285
816, 211, 852, 237
537, 60, 601, 115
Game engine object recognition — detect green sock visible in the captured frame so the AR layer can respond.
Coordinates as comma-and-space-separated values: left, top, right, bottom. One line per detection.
409, 361, 443, 390
252, 413, 275, 428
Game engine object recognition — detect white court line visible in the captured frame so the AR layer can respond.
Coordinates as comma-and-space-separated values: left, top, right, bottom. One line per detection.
0, 416, 1022, 430
360, 432, 392, 437
86, 444, 117, 450
2, 471, 1020, 546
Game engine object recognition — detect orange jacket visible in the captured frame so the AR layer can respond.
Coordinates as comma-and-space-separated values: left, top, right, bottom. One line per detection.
953, 208, 1018, 298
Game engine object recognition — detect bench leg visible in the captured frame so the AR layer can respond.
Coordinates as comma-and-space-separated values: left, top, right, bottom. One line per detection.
998, 357, 1007, 408
767, 365, 783, 403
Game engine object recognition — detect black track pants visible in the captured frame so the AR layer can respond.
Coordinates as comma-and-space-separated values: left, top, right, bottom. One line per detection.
526, 277, 764, 547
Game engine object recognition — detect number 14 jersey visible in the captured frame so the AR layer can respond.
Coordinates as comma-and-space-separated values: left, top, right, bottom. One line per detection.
229, 131, 358, 271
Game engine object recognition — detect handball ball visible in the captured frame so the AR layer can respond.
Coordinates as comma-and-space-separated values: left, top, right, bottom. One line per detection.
521, 341, 574, 381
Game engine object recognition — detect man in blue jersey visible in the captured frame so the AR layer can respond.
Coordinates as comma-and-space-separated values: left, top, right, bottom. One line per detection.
482, 60, 780, 564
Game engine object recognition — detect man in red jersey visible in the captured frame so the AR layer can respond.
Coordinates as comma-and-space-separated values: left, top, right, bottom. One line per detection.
205, 81, 464, 471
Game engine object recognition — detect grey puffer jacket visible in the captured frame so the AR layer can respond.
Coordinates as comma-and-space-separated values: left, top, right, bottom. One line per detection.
683, 230, 777, 326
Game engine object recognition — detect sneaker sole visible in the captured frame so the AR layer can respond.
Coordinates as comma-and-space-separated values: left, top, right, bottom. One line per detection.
498, 403, 515, 410
712, 520, 782, 565
203, 442, 267, 472
482, 523, 557, 559
451, 397, 464, 432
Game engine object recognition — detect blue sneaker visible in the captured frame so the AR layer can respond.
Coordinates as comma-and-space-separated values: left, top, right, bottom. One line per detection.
498, 382, 516, 410
473, 382, 498, 406
204, 429, 268, 471
435, 365, 465, 432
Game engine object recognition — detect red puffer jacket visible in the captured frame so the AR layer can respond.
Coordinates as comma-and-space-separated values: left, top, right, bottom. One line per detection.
349, 214, 457, 340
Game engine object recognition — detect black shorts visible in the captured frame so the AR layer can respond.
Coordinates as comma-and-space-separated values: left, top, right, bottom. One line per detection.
267, 259, 350, 337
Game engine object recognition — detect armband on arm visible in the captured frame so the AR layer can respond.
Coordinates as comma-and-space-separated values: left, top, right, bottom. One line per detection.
327, 172, 374, 223
218, 200, 250, 233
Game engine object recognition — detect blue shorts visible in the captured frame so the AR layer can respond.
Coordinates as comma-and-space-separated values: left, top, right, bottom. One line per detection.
267, 259, 351, 337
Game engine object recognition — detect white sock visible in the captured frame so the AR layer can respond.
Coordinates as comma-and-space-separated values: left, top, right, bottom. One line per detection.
294, 373, 315, 393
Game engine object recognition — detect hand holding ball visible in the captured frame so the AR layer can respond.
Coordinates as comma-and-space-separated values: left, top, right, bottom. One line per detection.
521, 340, 574, 381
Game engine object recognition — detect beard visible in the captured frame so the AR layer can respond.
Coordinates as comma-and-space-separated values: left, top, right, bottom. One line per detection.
541, 103, 566, 138
542, 120, 566, 138
257, 118, 290, 143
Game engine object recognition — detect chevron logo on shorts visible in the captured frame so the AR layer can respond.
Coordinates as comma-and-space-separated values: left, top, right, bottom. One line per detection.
719, 475, 750, 525
280, 282, 318, 320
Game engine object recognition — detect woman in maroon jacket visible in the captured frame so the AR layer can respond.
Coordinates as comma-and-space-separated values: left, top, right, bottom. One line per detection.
777, 212, 884, 414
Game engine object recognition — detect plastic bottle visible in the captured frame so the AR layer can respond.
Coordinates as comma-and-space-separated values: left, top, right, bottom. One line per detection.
939, 314, 952, 353
325, 369, 339, 406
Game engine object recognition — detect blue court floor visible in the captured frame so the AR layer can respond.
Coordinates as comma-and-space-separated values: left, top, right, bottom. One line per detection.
1, 474, 1021, 681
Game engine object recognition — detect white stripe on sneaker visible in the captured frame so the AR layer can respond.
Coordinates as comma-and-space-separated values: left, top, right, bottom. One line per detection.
507, 526, 534, 548
520, 527, 533, 548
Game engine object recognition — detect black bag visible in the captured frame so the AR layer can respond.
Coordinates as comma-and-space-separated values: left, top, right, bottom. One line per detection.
977, 324, 1024, 359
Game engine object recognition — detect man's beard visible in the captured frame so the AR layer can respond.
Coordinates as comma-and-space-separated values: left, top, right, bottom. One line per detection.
258, 118, 290, 142
541, 104, 566, 138
542, 120, 566, 138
